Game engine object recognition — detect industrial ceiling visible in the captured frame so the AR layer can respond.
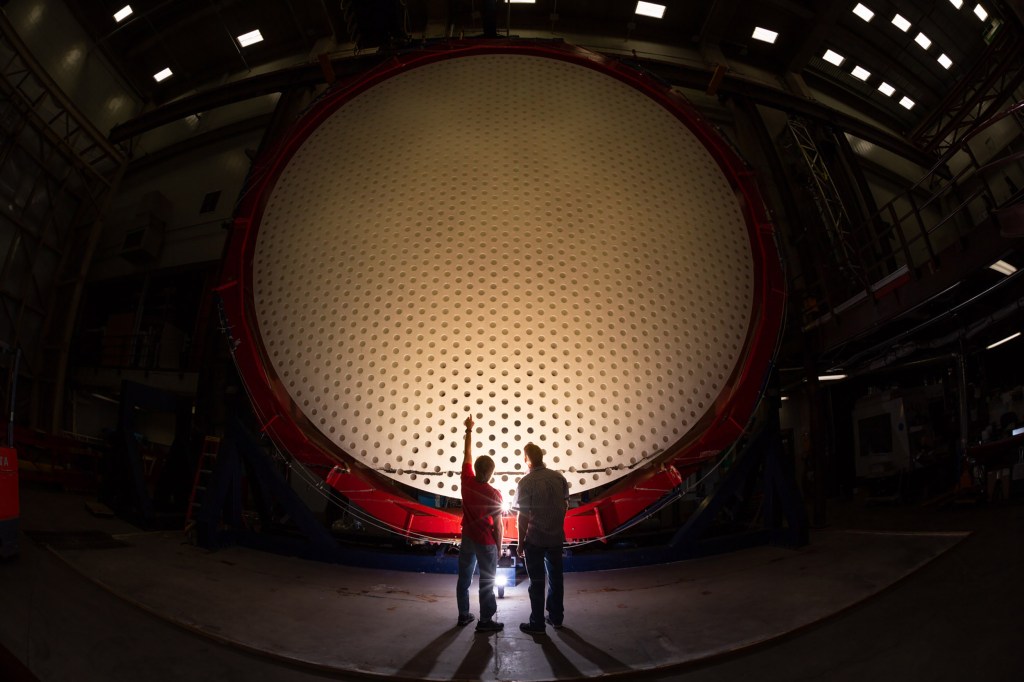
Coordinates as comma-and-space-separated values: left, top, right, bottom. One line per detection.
60, 0, 1019, 140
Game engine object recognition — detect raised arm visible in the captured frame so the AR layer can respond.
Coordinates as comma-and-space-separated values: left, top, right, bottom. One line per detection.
463, 415, 474, 467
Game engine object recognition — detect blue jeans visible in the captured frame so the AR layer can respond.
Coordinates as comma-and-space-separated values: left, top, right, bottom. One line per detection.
523, 543, 563, 626
456, 536, 498, 622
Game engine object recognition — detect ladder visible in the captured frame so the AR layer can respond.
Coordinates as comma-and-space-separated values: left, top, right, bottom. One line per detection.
185, 436, 220, 532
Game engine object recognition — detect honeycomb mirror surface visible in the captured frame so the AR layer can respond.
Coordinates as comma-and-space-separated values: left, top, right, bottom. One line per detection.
252, 53, 755, 501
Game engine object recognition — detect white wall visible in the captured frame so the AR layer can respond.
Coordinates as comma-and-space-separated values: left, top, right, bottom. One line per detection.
92, 128, 264, 280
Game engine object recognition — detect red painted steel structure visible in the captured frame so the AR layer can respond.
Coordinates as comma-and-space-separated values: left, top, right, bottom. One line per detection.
219, 41, 785, 543
0, 446, 16, 520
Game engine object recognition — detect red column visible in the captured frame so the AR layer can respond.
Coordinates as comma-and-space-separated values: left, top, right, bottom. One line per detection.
0, 446, 18, 557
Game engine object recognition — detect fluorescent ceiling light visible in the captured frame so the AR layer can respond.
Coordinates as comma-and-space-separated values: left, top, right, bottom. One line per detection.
949, 0, 963, 8
892, 14, 911, 31
818, 374, 848, 382
851, 65, 871, 81
899, 96, 915, 109
153, 67, 173, 82
635, 1, 665, 18
914, 32, 932, 49
237, 29, 264, 47
853, 3, 874, 22
973, 4, 988, 20
989, 259, 1017, 275
113, 5, 133, 22
878, 82, 895, 96
752, 27, 778, 43
938, 53, 953, 69
822, 49, 845, 66
509, 0, 536, 3
987, 331, 1021, 350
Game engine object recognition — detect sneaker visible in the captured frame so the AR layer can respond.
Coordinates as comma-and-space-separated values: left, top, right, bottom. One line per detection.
475, 620, 504, 633
457, 613, 475, 627
519, 621, 546, 635
545, 616, 563, 629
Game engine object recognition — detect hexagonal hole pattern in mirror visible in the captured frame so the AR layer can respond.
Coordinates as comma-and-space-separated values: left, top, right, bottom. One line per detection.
253, 54, 754, 502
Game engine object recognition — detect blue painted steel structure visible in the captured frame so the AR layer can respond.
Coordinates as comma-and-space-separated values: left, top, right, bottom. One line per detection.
194, 396, 807, 574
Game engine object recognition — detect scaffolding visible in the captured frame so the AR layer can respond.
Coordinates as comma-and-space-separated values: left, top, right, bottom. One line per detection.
0, 13, 126, 434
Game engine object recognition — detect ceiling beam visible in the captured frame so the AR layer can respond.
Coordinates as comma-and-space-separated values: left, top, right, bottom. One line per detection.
633, 57, 936, 168
786, 1, 846, 73
108, 52, 386, 143
108, 44, 936, 169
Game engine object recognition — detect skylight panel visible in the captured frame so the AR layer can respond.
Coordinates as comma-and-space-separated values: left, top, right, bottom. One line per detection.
113, 5, 133, 22
851, 65, 871, 81
949, 0, 963, 8
237, 29, 264, 47
989, 260, 1017, 275
153, 67, 173, 82
891, 14, 911, 31
635, 2, 666, 18
877, 82, 895, 96
914, 32, 932, 49
938, 53, 953, 69
752, 27, 778, 43
973, 4, 988, 20
899, 96, 915, 109
822, 49, 845, 66
852, 3, 874, 22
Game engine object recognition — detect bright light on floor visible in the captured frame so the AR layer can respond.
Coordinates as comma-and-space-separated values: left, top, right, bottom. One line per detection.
113, 5, 132, 22
752, 27, 778, 43
986, 332, 1021, 350
153, 67, 173, 82
635, 2, 666, 19
496, 573, 508, 587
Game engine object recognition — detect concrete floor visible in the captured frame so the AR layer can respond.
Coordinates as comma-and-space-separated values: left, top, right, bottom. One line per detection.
1, 486, 1022, 681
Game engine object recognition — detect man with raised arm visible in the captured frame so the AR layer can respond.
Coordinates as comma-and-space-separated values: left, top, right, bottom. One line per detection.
455, 415, 504, 633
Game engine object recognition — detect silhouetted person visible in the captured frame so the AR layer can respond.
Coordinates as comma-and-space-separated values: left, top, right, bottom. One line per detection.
456, 415, 504, 633
515, 442, 569, 634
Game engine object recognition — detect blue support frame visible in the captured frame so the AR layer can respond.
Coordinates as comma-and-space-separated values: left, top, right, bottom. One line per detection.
0, 518, 17, 558
669, 406, 808, 557
562, 405, 808, 572
191, 405, 805, 574
196, 415, 347, 563
101, 380, 193, 528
